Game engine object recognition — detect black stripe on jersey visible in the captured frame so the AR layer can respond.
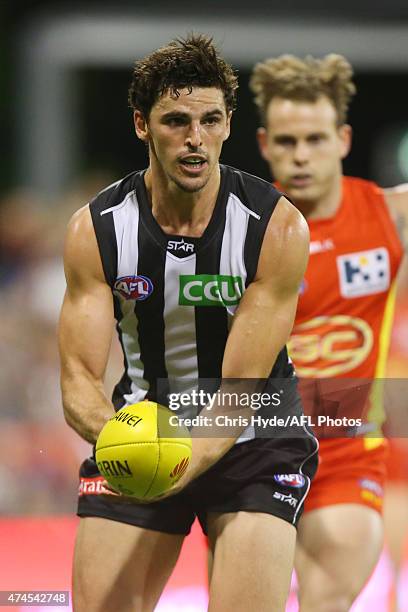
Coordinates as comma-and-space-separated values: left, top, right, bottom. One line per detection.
271, 346, 294, 378
193, 168, 230, 379
194, 233, 229, 381
134, 218, 169, 404
89, 202, 118, 287
111, 322, 133, 410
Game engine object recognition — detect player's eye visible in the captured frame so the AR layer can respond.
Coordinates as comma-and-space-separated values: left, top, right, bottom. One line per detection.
164, 116, 187, 126
203, 116, 221, 125
308, 134, 326, 144
275, 136, 296, 147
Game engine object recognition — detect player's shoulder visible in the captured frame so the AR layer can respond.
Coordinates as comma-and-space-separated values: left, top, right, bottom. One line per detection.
343, 175, 385, 200
89, 169, 144, 215
64, 204, 104, 283
221, 164, 283, 217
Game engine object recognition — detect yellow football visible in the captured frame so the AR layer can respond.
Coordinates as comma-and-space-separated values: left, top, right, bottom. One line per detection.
95, 401, 192, 499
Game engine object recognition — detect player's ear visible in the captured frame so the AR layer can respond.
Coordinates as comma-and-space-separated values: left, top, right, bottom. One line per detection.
134, 111, 149, 142
256, 127, 270, 162
338, 124, 352, 159
223, 111, 233, 141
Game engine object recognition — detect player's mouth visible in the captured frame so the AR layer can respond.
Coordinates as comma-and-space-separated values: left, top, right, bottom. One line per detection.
290, 174, 313, 187
179, 155, 208, 175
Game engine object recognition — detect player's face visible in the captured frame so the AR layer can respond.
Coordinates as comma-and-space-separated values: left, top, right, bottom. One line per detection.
257, 96, 351, 204
134, 87, 231, 193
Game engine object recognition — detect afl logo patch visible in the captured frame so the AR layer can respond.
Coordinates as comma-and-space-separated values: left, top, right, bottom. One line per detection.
113, 275, 154, 301
274, 474, 305, 488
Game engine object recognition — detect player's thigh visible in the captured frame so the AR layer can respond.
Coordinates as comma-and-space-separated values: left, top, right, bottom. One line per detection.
73, 516, 184, 612
296, 504, 383, 604
207, 510, 296, 612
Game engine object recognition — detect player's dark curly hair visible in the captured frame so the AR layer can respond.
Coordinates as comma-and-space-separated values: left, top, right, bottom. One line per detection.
250, 54, 356, 126
128, 33, 238, 118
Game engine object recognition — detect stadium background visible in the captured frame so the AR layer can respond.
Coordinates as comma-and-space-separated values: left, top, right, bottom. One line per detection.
0, 2, 407, 610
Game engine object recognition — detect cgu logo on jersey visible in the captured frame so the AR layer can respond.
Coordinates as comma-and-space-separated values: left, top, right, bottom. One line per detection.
274, 474, 306, 488
288, 315, 373, 377
179, 274, 244, 306
113, 275, 154, 301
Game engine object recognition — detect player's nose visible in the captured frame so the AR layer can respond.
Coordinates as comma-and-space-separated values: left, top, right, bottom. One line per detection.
186, 121, 202, 148
293, 141, 310, 164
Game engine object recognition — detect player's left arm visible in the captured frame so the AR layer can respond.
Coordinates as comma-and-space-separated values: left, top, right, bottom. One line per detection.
164, 196, 309, 496
384, 184, 408, 252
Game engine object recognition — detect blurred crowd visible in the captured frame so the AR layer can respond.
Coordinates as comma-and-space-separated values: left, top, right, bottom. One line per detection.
0, 172, 123, 514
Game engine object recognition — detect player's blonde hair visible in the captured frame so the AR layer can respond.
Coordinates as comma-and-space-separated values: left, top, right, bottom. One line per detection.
250, 54, 356, 126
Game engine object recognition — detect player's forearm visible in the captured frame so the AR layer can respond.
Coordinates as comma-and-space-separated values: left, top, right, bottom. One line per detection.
61, 371, 115, 444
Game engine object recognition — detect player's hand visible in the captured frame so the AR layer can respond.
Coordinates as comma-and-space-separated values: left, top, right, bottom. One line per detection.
146, 464, 197, 501
146, 443, 213, 501
152, 435, 236, 500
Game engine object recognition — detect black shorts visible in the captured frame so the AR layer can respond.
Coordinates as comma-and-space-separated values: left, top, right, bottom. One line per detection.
77, 434, 318, 535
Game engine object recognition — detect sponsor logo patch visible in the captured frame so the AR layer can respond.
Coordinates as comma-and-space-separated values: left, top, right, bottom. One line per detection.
289, 315, 373, 377
170, 457, 190, 481
310, 238, 335, 254
167, 238, 195, 256
359, 479, 383, 497
110, 411, 143, 428
113, 275, 154, 301
274, 474, 306, 488
179, 274, 243, 306
359, 478, 384, 509
78, 476, 114, 496
337, 248, 390, 298
273, 491, 298, 507
97, 459, 133, 478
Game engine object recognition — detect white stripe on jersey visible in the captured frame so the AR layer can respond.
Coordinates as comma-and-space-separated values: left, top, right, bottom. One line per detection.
220, 192, 249, 317
100, 189, 136, 217
112, 191, 139, 278
112, 192, 148, 405
220, 193, 254, 442
233, 195, 261, 220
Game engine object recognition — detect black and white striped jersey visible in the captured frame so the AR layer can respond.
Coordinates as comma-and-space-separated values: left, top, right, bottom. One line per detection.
90, 164, 296, 419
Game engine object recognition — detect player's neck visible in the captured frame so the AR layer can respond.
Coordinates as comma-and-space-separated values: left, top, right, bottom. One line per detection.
144, 166, 221, 237
295, 174, 343, 221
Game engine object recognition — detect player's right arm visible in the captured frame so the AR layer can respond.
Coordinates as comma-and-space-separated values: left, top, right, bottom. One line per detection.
58, 205, 116, 444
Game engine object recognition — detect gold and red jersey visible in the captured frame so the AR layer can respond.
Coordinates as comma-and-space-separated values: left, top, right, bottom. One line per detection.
288, 176, 404, 432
